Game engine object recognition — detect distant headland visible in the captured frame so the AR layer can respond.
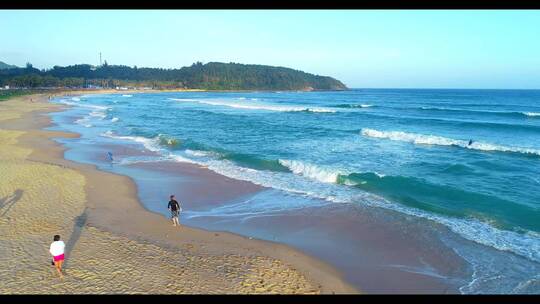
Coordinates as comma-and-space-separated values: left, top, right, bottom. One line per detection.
0, 61, 348, 91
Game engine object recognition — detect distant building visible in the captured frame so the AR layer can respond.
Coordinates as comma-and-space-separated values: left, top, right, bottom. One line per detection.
4, 85, 9, 90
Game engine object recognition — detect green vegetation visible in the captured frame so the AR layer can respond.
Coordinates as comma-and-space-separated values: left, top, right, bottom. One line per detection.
0, 61, 348, 91
0, 89, 35, 101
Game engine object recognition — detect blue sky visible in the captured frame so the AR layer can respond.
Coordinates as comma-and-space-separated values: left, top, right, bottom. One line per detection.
1, 10, 540, 89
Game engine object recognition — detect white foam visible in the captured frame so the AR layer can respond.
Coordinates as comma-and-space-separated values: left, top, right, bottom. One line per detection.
167, 151, 540, 263
185, 150, 208, 157
100, 131, 161, 152
57, 99, 109, 111
169, 98, 336, 113
361, 128, 540, 156
279, 159, 341, 183
523, 112, 540, 117
122, 94, 132, 97
184, 149, 219, 158
89, 110, 107, 119
205, 153, 540, 259
111, 117, 119, 122
169, 154, 197, 164
74, 117, 88, 124
71, 97, 81, 101
117, 156, 161, 165
112, 144, 538, 264
74, 117, 93, 128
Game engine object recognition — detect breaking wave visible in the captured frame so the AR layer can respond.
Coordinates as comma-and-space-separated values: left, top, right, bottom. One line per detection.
335, 103, 373, 108
169, 98, 336, 113
278, 159, 341, 183
360, 128, 540, 157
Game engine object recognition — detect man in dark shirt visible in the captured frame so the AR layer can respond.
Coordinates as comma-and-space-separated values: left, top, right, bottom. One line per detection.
168, 195, 181, 227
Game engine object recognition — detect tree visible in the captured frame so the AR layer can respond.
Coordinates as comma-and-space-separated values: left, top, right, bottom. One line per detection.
0, 61, 347, 90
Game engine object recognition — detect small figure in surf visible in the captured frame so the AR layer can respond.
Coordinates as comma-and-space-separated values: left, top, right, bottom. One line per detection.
107, 152, 113, 162
468, 139, 473, 146
168, 195, 182, 227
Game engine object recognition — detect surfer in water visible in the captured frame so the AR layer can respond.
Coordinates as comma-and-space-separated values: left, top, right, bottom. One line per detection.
468, 139, 473, 146
107, 152, 114, 162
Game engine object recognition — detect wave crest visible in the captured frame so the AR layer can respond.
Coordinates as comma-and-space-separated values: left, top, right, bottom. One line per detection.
361, 128, 540, 157
169, 98, 336, 113
278, 159, 340, 183
100, 131, 161, 152
335, 103, 373, 108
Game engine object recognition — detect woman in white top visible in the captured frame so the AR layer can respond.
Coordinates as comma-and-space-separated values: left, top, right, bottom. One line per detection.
49, 235, 65, 278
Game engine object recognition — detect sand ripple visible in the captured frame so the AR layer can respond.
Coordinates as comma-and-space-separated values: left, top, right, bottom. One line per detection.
0, 96, 319, 294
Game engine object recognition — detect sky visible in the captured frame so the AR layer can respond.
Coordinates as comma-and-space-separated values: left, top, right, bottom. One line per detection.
1, 10, 540, 89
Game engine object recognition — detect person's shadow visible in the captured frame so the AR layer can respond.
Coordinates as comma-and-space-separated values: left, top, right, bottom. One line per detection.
0, 189, 23, 217
63, 208, 88, 270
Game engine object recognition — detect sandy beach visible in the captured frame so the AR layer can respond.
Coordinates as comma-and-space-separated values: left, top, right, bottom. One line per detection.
0, 93, 357, 294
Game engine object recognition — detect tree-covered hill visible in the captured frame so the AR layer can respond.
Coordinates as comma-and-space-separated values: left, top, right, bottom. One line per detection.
0, 61, 18, 70
0, 61, 348, 91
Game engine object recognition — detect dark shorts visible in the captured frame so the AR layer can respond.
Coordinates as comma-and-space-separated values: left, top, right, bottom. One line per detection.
171, 210, 179, 218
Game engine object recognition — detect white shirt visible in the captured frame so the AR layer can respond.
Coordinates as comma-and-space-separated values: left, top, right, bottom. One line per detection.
49, 241, 65, 256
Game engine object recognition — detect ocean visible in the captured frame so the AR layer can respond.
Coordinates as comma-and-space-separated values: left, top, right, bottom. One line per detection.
49, 89, 540, 293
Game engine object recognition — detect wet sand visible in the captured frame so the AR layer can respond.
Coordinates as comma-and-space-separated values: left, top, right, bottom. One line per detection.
0, 93, 356, 294
126, 160, 471, 293
66, 132, 470, 293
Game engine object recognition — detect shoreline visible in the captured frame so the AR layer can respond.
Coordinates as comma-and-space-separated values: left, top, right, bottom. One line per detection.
43, 89, 540, 294
48, 90, 475, 294
0, 92, 357, 294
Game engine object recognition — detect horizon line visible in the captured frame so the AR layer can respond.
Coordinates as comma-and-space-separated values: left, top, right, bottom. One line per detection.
349, 87, 540, 90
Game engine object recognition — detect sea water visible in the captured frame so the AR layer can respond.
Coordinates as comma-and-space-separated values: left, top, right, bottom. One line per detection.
49, 89, 540, 293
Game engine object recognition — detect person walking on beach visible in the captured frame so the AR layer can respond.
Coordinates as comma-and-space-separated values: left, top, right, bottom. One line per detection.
168, 195, 182, 227
49, 235, 65, 278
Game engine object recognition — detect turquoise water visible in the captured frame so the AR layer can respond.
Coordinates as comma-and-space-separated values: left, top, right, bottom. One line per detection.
50, 89, 540, 292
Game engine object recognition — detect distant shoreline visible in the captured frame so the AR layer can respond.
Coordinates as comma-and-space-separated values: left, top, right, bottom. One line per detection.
1, 87, 350, 94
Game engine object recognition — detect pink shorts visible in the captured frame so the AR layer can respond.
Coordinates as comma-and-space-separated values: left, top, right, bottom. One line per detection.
53, 254, 65, 262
